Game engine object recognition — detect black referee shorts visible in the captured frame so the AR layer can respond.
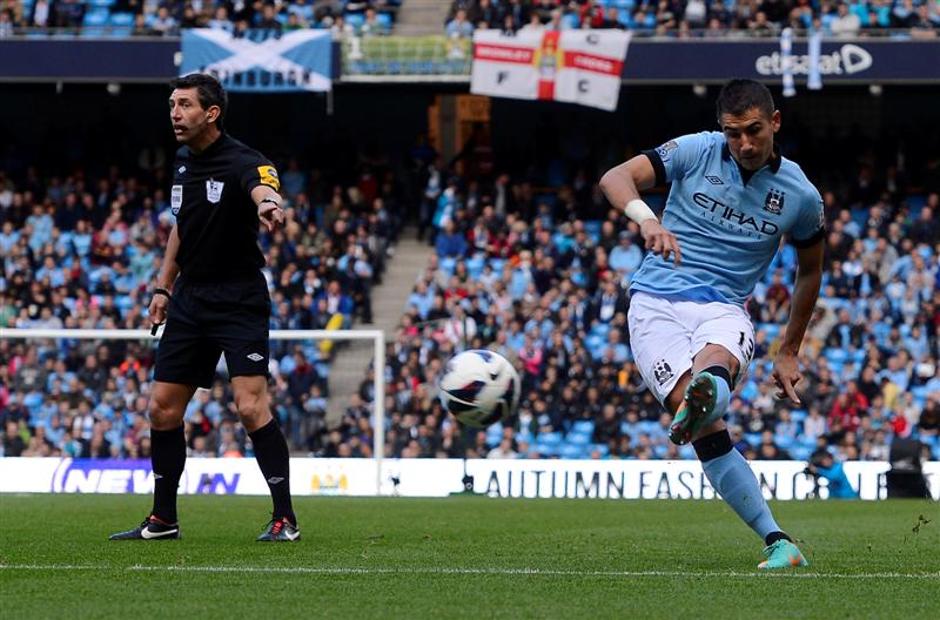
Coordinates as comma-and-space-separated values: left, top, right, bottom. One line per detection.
154, 273, 271, 389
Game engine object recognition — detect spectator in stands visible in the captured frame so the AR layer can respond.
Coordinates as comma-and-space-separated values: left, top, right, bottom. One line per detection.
151, 5, 178, 36
830, 2, 861, 36
446, 8, 474, 39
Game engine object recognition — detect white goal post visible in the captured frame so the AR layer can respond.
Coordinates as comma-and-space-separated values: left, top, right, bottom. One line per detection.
0, 328, 387, 494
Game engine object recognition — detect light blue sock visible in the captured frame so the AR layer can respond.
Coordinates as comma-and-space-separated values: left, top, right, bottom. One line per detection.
702, 448, 781, 541
713, 374, 731, 417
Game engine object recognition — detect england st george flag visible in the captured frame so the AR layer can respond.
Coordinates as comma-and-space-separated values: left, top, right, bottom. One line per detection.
471, 29, 631, 111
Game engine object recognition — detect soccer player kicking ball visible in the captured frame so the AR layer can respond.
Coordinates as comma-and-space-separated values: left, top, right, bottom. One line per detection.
600, 79, 823, 569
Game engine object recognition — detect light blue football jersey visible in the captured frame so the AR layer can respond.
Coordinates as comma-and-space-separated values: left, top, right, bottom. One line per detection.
629, 131, 825, 305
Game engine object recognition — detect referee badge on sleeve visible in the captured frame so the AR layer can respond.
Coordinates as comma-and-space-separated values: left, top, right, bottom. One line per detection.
171, 184, 183, 215
206, 179, 224, 204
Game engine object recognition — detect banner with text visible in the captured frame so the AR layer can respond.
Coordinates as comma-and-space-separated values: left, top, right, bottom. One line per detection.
181, 29, 332, 92
2, 458, 937, 501
471, 29, 630, 111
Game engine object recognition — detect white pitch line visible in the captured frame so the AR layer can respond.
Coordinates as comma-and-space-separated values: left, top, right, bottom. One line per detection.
1, 564, 938, 580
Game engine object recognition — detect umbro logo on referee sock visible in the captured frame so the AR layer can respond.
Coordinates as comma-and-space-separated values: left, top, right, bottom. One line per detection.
267, 476, 285, 485
246, 353, 265, 362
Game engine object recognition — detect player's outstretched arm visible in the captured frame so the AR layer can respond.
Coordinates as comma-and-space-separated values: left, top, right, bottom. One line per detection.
599, 155, 681, 265
773, 239, 824, 404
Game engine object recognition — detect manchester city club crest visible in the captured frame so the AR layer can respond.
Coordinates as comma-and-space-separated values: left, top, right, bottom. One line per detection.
764, 188, 785, 215
653, 358, 674, 386
206, 179, 224, 203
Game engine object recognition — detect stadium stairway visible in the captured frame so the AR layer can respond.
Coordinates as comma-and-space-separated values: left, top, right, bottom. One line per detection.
325, 227, 430, 427
393, 0, 452, 36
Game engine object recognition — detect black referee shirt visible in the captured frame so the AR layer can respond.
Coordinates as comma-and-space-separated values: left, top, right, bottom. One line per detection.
170, 133, 280, 282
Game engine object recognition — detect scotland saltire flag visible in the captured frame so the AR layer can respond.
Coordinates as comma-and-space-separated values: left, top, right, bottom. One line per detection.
181, 29, 333, 92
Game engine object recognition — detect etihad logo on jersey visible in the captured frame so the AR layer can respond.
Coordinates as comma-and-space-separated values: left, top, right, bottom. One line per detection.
692, 192, 780, 237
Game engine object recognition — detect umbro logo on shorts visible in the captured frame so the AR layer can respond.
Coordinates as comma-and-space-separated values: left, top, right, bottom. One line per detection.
246, 353, 265, 362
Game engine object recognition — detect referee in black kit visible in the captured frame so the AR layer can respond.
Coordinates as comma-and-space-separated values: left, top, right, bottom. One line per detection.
110, 74, 299, 542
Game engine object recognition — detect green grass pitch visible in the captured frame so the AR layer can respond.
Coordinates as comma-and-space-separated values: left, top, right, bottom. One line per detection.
1, 495, 938, 619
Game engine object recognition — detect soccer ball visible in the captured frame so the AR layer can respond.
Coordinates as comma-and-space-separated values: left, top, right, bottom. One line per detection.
439, 349, 520, 428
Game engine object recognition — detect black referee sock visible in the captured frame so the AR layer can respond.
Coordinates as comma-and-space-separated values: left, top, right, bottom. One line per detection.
151, 425, 186, 524
249, 419, 295, 524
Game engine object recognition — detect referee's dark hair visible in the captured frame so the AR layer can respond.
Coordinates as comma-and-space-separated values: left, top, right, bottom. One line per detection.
716, 79, 775, 121
170, 73, 228, 131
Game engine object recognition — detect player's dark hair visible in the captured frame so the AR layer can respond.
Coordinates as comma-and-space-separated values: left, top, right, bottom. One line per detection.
170, 73, 227, 131
716, 79, 775, 121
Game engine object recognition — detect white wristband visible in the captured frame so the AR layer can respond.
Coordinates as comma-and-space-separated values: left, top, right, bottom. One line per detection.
624, 198, 656, 224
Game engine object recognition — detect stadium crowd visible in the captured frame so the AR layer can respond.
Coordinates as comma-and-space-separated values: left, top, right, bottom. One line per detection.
1, 0, 938, 38
445, 0, 940, 37
334, 139, 940, 464
0, 154, 400, 458
1, 132, 938, 464
0, 0, 401, 36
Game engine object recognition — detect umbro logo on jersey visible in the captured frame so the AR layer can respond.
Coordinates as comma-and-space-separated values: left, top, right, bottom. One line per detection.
247, 353, 265, 362
705, 175, 724, 185
178, 166, 186, 174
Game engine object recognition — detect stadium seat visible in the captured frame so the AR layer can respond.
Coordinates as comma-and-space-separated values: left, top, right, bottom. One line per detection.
566, 432, 591, 446
572, 420, 595, 435
83, 8, 110, 27
589, 443, 610, 457
560, 444, 585, 459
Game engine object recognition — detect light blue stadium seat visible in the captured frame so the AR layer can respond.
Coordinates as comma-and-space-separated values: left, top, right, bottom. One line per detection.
439, 256, 456, 276
109, 12, 133, 27
466, 256, 484, 279
561, 13, 579, 29
88, 0, 116, 6
590, 443, 610, 457
825, 348, 849, 364
572, 420, 595, 435
790, 446, 812, 461
744, 433, 761, 447
534, 442, 558, 457
489, 258, 506, 273
345, 12, 365, 28
83, 8, 110, 27
566, 432, 591, 446
539, 431, 563, 446
790, 409, 808, 424
758, 323, 781, 339
560, 444, 585, 459
376, 12, 393, 29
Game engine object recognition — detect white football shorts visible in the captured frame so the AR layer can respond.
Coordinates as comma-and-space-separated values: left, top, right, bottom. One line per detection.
627, 291, 755, 406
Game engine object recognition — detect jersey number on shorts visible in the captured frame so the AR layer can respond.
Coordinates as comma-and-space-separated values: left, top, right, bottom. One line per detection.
739, 331, 755, 366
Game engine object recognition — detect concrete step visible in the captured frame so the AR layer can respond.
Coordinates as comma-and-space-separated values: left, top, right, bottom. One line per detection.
325, 228, 431, 426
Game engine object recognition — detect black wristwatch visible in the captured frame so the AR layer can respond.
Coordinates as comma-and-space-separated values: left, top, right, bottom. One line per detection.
152, 287, 171, 299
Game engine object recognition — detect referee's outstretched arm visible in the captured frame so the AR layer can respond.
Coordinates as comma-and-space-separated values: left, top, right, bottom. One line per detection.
252, 185, 285, 232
